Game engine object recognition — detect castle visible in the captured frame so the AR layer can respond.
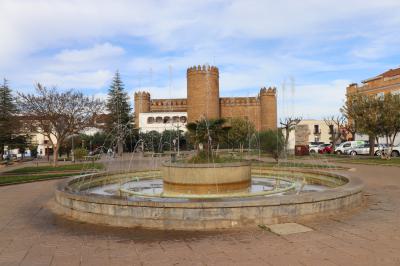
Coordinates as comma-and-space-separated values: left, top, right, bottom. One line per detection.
134, 65, 277, 132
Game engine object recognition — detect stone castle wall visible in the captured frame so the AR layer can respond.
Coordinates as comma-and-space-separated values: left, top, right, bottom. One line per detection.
260, 87, 277, 131
134, 91, 150, 127
187, 65, 220, 122
220, 97, 262, 130
134, 65, 277, 131
149, 98, 187, 112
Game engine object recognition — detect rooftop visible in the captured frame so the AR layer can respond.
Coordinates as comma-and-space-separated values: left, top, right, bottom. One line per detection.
362, 66, 400, 83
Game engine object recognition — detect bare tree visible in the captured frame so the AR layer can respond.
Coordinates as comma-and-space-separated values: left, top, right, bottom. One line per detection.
340, 104, 357, 140
18, 84, 104, 166
324, 116, 346, 151
280, 117, 302, 151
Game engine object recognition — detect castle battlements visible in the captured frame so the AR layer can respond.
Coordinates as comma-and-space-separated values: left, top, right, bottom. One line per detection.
220, 97, 258, 106
151, 99, 187, 106
187, 65, 219, 76
134, 65, 277, 131
134, 91, 151, 99
259, 87, 276, 96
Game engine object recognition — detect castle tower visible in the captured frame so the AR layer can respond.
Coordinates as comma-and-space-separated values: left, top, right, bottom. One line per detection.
187, 65, 220, 123
259, 87, 277, 131
134, 91, 151, 128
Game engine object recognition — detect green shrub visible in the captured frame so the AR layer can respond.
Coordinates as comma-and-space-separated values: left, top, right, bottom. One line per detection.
186, 151, 240, 164
255, 129, 284, 161
73, 148, 88, 161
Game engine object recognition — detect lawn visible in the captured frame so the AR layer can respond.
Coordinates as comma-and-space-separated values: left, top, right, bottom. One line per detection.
334, 157, 400, 166
4, 163, 103, 174
0, 173, 79, 185
0, 163, 104, 185
252, 161, 344, 169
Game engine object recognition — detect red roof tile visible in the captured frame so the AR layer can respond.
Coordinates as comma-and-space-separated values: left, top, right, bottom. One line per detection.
379, 67, 400, 78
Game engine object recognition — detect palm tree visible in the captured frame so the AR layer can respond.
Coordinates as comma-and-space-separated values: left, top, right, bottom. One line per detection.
186, 118, 229, 156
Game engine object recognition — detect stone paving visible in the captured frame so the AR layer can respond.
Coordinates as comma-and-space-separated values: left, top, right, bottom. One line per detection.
0, 163, 399, 265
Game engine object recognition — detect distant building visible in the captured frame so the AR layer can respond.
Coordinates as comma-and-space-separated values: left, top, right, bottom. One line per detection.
138, 112, 187, 133
345, 67, 400, 145
134, 65, 277, 132
346, 67, 400, 97
16, 114, 108, 158
285, 119, 333, 150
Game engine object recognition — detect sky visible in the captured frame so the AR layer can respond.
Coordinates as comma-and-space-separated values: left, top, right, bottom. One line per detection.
1, 0, 400, 121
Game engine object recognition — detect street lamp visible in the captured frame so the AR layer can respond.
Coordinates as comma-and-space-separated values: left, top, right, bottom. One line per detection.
71, 135, 75, 163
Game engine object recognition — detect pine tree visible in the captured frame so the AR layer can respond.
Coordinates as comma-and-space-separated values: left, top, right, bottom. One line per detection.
0, 79, 19, 157
106, 71, 132, 155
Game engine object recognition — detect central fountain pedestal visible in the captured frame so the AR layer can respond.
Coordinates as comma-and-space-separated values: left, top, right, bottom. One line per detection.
161, 161, 251, 196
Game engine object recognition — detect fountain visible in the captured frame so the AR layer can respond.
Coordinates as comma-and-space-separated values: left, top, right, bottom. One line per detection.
50, 152, 363, 230
49, 64, 363, 230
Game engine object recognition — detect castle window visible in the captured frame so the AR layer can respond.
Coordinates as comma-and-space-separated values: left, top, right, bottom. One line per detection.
180, 116, 187, 123
163, 116, 171, 123
147, 117, 155, 124
156, 116, 163, 123
172, 116, 180, 123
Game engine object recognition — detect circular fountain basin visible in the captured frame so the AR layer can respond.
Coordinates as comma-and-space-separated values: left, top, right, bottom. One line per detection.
162, 161, 251, 196
50, 166, 363, 230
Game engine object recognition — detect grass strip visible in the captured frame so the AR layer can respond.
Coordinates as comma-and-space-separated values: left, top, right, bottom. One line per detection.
0, 173, 78, 185
4, 163, 103, 174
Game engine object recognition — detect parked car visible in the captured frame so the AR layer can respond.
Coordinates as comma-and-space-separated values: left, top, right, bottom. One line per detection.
345, 143, 370, 156
375, 144, 400, 157
318, 144, 332, 154
335, 141, 367, 154
309, 143, 325, 154
391, 145, 400, 157
374, 144, 388, 156
309, 142, 324, 146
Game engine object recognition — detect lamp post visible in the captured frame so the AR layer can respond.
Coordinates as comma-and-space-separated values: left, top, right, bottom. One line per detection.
173, 123, 181, 157
46, 142, 49, 162
71, 135, 75, 163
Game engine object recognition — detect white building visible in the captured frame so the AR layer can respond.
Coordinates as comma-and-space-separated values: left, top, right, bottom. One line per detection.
138, 112, 188, 133
285, 119, 333, 150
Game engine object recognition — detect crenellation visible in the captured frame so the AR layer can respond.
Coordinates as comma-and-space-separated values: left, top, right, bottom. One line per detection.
187, 65, 219, 76
220, 97, 258, 106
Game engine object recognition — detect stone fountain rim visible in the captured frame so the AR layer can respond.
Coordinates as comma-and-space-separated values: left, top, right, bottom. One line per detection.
55, 168, 362, 208
161, 160, 250, 168
51, 167, 363, 230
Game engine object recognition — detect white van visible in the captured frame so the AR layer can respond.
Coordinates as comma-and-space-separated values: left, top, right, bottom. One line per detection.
334, 140, 367, 154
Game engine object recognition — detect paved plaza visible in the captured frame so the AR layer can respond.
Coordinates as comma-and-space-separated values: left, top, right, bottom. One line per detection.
0, 164, 399, 265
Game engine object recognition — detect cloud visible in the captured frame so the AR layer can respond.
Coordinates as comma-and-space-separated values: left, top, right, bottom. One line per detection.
279, 79, 349, 120
32, 70, 113, 89
1, 0, 400, 119
55, 43, 124, 63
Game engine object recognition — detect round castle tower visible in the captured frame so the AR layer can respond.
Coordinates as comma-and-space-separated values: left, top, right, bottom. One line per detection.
187, 65, 220, 123
134, 91, 151, 128
259, 87, 277, 130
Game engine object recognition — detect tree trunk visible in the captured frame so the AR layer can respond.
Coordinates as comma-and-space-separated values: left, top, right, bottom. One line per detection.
53, 144, 59, 167
369, 135, 375, 156
117, 139, 123, 157
285, 130, 290, 151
